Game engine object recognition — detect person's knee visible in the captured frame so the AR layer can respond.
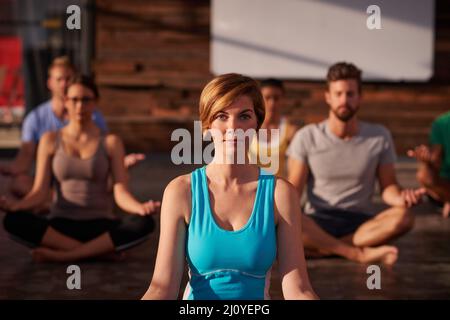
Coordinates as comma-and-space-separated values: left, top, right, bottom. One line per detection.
394, 208, 415, 234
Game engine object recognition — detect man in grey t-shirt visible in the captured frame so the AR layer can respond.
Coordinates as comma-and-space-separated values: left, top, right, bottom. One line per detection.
287, 62, 426, 265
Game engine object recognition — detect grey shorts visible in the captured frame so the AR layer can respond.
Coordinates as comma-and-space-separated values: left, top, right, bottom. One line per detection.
307, 209, 373, 238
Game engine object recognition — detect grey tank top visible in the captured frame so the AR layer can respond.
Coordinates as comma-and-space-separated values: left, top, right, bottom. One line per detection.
49, 132, 115, 220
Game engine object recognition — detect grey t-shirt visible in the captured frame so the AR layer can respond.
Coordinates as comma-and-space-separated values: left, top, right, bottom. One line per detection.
286, 120, 396, 215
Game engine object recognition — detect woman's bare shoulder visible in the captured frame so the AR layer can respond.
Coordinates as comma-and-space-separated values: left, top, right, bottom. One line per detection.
286, 122, 301, 142
39, 131, 58, 154
274, 177, 297, 197
103, 133, 123, 149
165, 174, 191, 196
273, 177, 300, 222
162, 173, 192, 222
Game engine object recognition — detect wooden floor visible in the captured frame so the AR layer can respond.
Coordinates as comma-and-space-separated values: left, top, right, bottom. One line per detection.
0, 153, 449, 300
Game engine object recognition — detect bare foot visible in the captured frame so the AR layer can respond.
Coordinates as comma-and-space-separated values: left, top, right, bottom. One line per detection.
442, 202, 450, 219
31, 247, 71, 263
357, 246, 399, 266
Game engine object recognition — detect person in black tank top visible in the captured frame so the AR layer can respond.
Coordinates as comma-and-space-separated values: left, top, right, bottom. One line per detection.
1, 75, 160, 263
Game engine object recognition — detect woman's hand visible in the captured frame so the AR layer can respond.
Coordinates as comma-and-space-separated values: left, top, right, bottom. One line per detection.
124, 153, 146, 169
135, 200, 161, 216
0, 195, 19, 212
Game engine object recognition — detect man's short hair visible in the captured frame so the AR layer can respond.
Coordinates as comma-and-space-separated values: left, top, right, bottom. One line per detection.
260, 78, 285, 93
326, 62, 362, 92
48, 56, 75, 75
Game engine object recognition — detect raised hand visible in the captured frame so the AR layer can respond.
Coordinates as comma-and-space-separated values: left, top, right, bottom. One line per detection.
407, 145, 433, 163
136, 200, 161, 216
124, 153, 146, 169
400, 188, 427, 208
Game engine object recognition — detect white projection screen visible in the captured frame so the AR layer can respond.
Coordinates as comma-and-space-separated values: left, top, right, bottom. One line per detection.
211, 0, 435, 81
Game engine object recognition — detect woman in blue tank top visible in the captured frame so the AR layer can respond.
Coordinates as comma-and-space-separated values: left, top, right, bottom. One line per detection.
142, 74, 317, 300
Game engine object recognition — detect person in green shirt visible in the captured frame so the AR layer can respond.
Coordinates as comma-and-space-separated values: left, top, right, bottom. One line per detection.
408, 111, 450, 218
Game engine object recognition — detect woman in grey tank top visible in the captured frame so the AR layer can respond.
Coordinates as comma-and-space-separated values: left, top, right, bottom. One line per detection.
1, 75, 160, 263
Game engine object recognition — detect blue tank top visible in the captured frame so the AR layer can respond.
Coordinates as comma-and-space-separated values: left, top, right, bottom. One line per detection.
184, 166, 277, 300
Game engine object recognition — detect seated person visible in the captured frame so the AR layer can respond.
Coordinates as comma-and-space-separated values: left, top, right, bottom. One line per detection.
1, 75, 160, 263
408, 111, 450, 217
287, 62, 425, 265
249, 78, 299, 178
142, 73, 317, 300
0, 56, 144, 199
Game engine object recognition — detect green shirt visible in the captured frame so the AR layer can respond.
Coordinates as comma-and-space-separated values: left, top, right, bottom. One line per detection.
430, 111, 450, 180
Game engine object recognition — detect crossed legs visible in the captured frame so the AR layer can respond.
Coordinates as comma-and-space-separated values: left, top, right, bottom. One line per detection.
3, 211, 154, 263
302, 206, 413, 265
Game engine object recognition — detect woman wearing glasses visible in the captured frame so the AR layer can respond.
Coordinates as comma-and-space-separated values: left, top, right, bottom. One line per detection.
1, 75, 160, 262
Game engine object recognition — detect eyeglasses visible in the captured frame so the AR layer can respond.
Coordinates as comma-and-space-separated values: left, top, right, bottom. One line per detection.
66, 96, 95, 104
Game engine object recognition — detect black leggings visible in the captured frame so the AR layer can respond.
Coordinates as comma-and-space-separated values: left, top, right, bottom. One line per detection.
3, 211, 155, 252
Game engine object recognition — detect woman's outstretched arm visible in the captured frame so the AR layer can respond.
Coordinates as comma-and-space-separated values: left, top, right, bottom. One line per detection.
105, 134, 160, 215
0, 132, 55, 212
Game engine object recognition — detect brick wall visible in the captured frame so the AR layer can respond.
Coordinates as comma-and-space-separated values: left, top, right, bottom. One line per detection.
94, 0, 450, 155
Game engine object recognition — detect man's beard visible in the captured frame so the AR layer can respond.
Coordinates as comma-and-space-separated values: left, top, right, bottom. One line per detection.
332, 104, 358, 122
